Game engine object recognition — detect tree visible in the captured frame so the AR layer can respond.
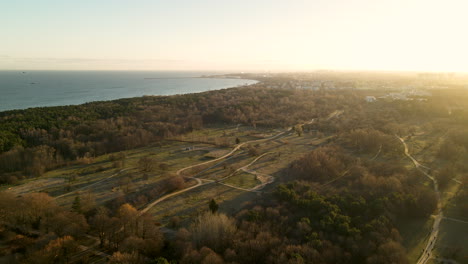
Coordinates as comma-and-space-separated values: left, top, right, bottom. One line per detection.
119, 176, 133, 193
248, 145, 259, 156
294, 125, 303, 137
139, 156, 157, 172
46, 211, 89, 237
71, 196, 81, 213
28, 236, 79, 264
120, 236, 145, 253
209, 199, 219, 214
80, 191, 96, 214
118, 203, 139, 236
154, 257, 170, 264
191, 212, 236, 252
367, 240, 408, 264
436, 166, 454, 190
159, 162, 169, 171
437, 140, 466, 161
22, 192, 58, 230
108, 251, 142, 264
90, 207, 111, 247
167, 175, 185, 191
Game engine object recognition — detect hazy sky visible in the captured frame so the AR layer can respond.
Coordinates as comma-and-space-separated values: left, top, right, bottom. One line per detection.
1, 0, 467, 72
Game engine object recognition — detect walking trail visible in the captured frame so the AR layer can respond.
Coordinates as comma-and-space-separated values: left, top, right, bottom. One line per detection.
396, 136, 442, 264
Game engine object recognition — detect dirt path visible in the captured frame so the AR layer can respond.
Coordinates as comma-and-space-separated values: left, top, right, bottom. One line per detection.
138, 177, 206, 216
69, 116, 326, 261
443, 217, 468, 225
326, 110, 344, 121
432, 258, 460, 264
370, 145, 382, 161
217, 151, 277, 192
176, 132, 286, 178
396, 136, 443, 264
70, 236, 110, 263
139, 131, 287, 215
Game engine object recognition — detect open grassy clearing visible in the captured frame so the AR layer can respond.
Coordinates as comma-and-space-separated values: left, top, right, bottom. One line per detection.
141, 130, 331, 224
433, 219, 468, 263
441, 178, 464, 214
4, 141, 218, 193
433, 172, 468, 263
174, 124, 277, 147
2, 126, 287, 211
185, 152, 251, 180
396, 121, 468, 264
222, 172, 259, 189
147, 183, 247, 226
397, 217, 434, 263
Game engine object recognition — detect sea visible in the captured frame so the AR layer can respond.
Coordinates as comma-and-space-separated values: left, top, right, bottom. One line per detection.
0, 71, 257, 112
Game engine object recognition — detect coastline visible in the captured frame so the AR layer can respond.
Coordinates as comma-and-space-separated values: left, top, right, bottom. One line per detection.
0, 72, 259, 112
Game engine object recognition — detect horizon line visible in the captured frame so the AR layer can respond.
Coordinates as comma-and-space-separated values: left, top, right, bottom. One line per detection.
1, 68, 468, 74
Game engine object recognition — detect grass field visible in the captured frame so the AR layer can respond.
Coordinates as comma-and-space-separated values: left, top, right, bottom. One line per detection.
2, 126, 292, 212
397, 217, 434, 263
433, 219, 468, 263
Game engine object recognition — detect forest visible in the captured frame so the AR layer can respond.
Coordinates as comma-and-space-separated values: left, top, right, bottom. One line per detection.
0, 85, 360, 183
1, 84, 467, 263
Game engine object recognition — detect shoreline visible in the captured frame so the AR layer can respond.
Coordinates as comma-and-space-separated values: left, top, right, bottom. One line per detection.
0, 73, 261, 113
0, 77, 260, 113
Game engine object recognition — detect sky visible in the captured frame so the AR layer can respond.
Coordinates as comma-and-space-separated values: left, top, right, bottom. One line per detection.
1, 0, 468, 72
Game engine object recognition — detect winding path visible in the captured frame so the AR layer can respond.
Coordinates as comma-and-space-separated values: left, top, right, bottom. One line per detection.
176, 132, 285, 178
396, 136, 443, 264
66, 116, 326, 261
139, 177, 205, 216
216, 151, 277, 192
139, 131, 287, 215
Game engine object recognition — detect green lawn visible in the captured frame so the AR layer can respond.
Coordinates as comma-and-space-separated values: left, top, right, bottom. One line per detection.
396, 217, 433, 263
433, 219, 468, 263
222, 172, 259, 189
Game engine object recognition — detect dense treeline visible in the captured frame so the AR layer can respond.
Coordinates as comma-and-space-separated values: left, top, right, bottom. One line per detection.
0, 147, 440, 263
152, 145, 436, 263
0, 86, 361, 183
0, 192, 164, 263
1, 85, 466, 263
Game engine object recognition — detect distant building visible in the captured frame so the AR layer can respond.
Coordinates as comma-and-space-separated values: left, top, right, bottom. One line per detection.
365, 96, 377, 102
389, 93, 408, 100
410, 90, 432, 97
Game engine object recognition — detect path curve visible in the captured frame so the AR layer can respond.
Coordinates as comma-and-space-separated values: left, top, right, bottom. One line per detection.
396, 135, 443, 264
140, 131, 287, 215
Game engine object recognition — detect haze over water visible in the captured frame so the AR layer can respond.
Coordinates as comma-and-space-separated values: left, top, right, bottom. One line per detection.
0, 71, 257, 112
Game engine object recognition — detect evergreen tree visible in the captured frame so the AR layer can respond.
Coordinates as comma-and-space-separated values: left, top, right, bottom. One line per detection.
209, 198, 219, 214
72, 196, 81, 213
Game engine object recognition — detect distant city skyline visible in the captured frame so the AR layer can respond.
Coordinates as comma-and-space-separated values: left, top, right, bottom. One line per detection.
1, 0, 468, 72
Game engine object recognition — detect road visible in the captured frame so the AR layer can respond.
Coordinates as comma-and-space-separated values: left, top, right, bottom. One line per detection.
396, 136, 443, 264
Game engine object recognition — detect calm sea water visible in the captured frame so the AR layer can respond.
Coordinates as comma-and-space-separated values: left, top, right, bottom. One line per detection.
0, 71, 257, 112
